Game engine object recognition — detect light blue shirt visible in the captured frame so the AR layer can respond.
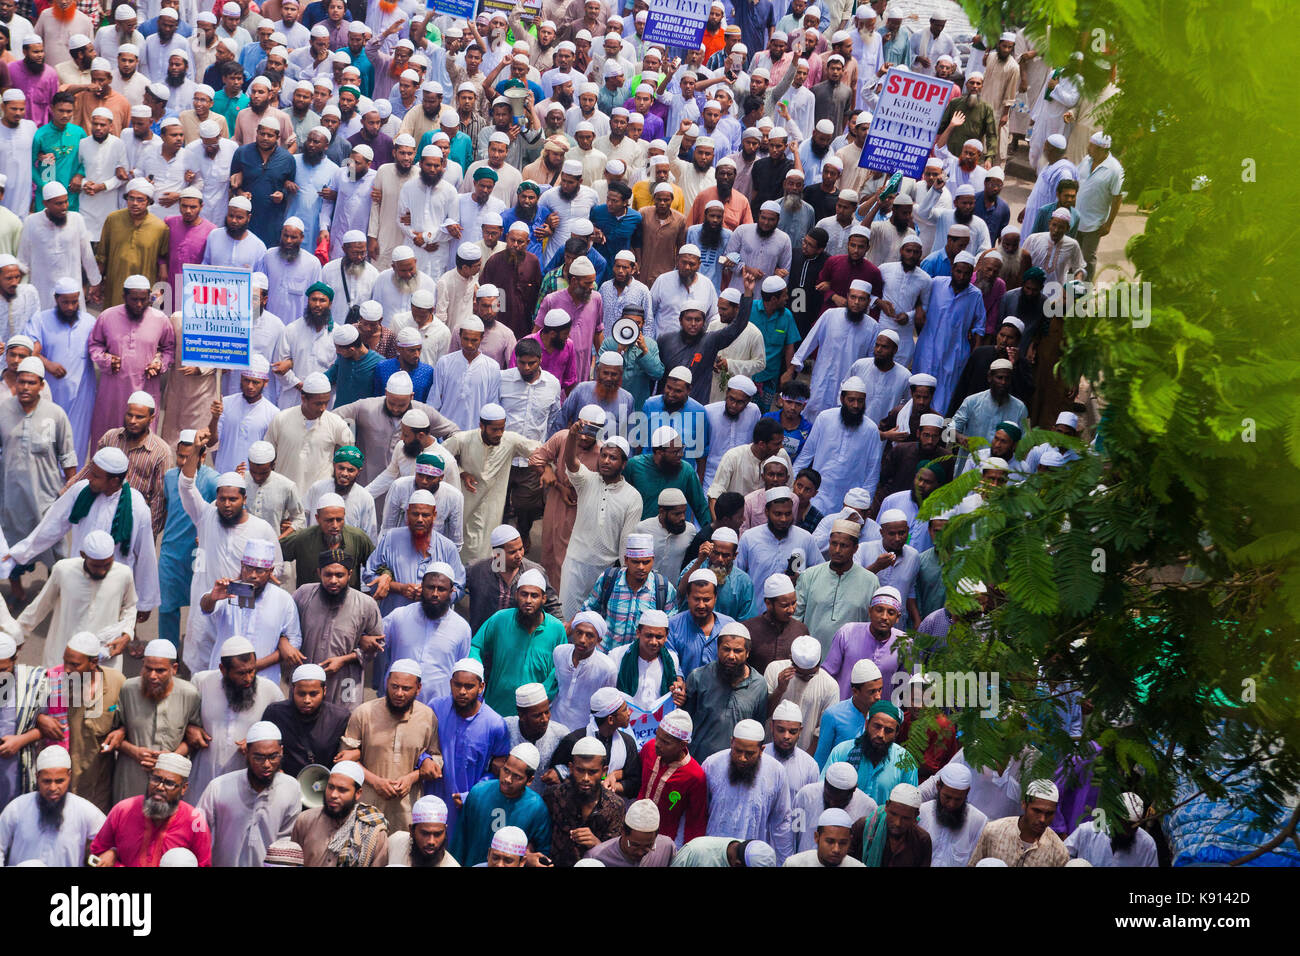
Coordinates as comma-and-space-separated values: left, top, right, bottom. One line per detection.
823, 738, 918, 807
666, 608, 736, 676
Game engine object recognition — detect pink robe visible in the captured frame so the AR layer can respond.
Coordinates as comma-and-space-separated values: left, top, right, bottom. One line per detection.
87, 305, 177, 450
163, 215, 217, 294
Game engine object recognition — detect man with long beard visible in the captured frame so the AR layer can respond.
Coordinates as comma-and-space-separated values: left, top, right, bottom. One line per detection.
258, 217, 321, 329
178, 443, 282, 672
107, 639, 201, 803
873, 236, 929, 369
198, 537, 302, 679
230, 117, 295, 246
292, 549, 384, 709
787, 281, 879, 419
363, 489, 464, 618
792, 376, 883, 515
848, 329, 912, 425
187, 636, 284, 797
398, 145, 458, 279
979, 33, 1020, 167
930, 185, 992, 260
338, 660, 441, 831
699, 719, 793, 863
320, 231, 378, 327
302, 446, 377, 540
471, 568, 567, 718
0, 746, 106, 866
274, 286, 334, 409
201, 195, 267, 269
7, 39, 58, 129
917, 761, 987, 866
543, 736, 624, 867
290, 759, 390, 866
366, 133, 417, 268
285, 127, 339, 253
1064, 791, 1158, 867
90, 751, 212, 866
824, 700, 916, 807
196, 720, 302, 867
381, 565, 472, 705
912, 252, 988, 415
18, 181, 102, 315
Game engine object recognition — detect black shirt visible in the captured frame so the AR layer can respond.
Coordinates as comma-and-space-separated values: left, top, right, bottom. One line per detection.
262, 698, 352, 778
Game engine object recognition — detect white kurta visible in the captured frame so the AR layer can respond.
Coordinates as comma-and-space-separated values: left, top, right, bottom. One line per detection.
195, 769, 302, 868
790, 310, 881, 419
847, 357, 913, 424
263, 407, 355, 495
8, 480, 159, 611
202, 582, 302, 676
259, 249, 322, 334
179, 471, 284, 673
390, 310, 452, 366
277, 317, 337, 407
213, 392, 279, 473
17, 558, 136, 669
918, 798, 988, 867
182, 138, 238, 228
188, 670, 284, 798
550, 644, 618, 733
701, 750, 794, 862
0, 120, 37, 218
440, 427, 540, 562
0, 791, 105, 867
371, 269, 439, 326
77, 134, 129, 240
397, 176, 459, 278
793, 407, 885, 513
320, 258, 379, 328
430, 351, 502, 432
134, 141, 188, 219
16, 212, 102, 312
1063, 820, 1159, 867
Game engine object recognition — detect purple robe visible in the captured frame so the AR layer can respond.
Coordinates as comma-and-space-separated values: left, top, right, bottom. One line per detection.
87, 305, 177, 450
824, 623, 907, 700
535, 289, 603, 382
164, 215, 218, 297
8, 61, 60, 126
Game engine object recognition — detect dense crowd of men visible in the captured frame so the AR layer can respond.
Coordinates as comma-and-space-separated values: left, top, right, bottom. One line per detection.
0, 0, 1146, 868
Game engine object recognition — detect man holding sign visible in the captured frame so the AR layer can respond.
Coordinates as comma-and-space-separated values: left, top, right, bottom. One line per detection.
860, 66, 958, 183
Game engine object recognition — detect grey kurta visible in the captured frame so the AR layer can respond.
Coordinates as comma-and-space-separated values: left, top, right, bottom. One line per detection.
113, 677, 203, 803
188, 670, 285, 798
292, 583, 383, 711
0, 395, 79, 569
195, 769, 302, 867
332, 397, 456, 487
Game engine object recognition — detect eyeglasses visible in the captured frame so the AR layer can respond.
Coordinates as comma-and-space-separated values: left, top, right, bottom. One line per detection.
148, 775, 183, 791
248, 751, 282, 763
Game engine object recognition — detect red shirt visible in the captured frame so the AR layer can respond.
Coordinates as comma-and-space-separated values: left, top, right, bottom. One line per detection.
818, 254, 884, 318
637, 739, 709, 844
89, 796, 213, 867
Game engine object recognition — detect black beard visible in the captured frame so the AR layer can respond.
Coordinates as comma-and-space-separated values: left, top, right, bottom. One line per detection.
555, 91, 573, 108
403, 438, 422, 457
46, 212, 68, 226
320, 583, 348, 604
385, 698, 413, 718
728, 759, 760, 786
410, 840, 444, 866
217, 508, 243, 527
716, 182, 732, 200
717, 660, 743, 685
700, 222, 723, 245
756, 222, 775, 238
953, 208, 973, 224
935, 801, 967, 829
37, 792, 67, 829
166, 73, 185, 87
874, 354, 892, 369
323, 797, 356, 820
665, 518, 687, 535
1111, 828, 1139, 852
862, 736, 889, 763
811, 141, 829, 157
420, 170, 444, 187
847, 309, 865, 323
222, 675, 258, 710
421, 597, 448, 619
226, 222, 248, 238
516, 608, 542, 630
997, 49, 1010, 61
662, 395, 685, 412
840, 405, 865, 428
143, 794, 179, 821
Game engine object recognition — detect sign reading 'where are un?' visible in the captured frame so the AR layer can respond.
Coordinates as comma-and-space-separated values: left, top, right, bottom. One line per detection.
181, 264, 253, 370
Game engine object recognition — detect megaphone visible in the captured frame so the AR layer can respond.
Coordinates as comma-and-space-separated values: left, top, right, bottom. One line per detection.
503, 85, 530, 120
298, 764, 330, 809
611, 316, 640, 346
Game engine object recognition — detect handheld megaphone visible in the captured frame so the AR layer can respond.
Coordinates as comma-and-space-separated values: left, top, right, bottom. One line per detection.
298, 764, 330, 808
503, 85, 530, 120
611, 316, 640, 346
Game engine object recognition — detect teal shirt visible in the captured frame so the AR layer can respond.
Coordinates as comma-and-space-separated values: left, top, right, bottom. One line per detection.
213, 90, 249, 133
325, 349, 382, 407
748, 303, 801, 383
623, 453, 711, 524
823, 738, 918, 807
450, 777, 552, 866
470, 608, 566, 717
915, 548, 945, 619
33, 122, 85, 211
417, 128, 472, 173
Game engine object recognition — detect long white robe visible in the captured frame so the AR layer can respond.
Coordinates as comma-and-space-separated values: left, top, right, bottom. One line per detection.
277, 317, 337, 408
179, 471, 284, 673
16, 558, 136, 668
258, 249, 322, 334
16, 212, 102, 313
430, 351, 502, 432
397, 176, 459, 279
22, 308, 98, 462
77, 134, 129, 241
188, 670, 284, 798
793, 406, 885, 513
918, 798, 988, 867
8, 480, 159, 611
213, 392, 280, 474
263, 407, 355, 495
790, 310, 881, 419
320, 258, 379, 328
440, 428, 541, 562
182, 138, 238, 228
303, 478, 378, 541
195, 769, 301, 868
0, 120, 37, 218
847, 357, 912, 424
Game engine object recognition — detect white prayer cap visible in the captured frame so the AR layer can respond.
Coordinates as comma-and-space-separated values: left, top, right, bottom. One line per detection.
158, 848, 197, 867
953, 251, 978, 267
401, 408, 431, 431
571, 737, 607, 759
330, 760, 365, 787
1000, 30, 1018, 42
877, 508, 908, 527
762, 573, 796, 599
220, 636, 256, 658
16, 356, 45, 379
1025, 779, 1060, 803
474, 283, 499, 299
332, 324, 360, 347
1054, 411, 1080, 431
215, 471, 246, 492
561, 159, 584, 178
80, 529, 117, 561
291, 663, 327, 684
243, 440, 276, 465
351, 143, 374, 163
938, 762, 973, 789
478, 402, 506, 423
677, 242, 701, 258
765, 486, 793, 505
783, 168, 804, 182
449, 656, 484, 681
976, 857, 1009, 867
710, 358, 758, 390
42, 181, 68, 201
651, 180, 673, 194
515, 683, 548, 708
771, 700, 804, 725
569, 256, 596, 277
154, 752, 192, 778
719, 623, 750, 646
790, 635, 822, 670
391, 245, 416, 263
718, 288, 742, 305
395, 327, 422, 349
817, 807, 854, 832
1090, 130, 1112, 148
66, 631, 103, 658
301, 372, 332, 394
411, 288, 436, 309
517, 568, 547, 592
0, 634, 15, 659
1120, 792, 1145, 822
1040, 449, 1067, 468
667, 365, 693, 384
685, 568, 717, 593
0, 88, 25, 103
889, 782, 922, 809
406, 489, 436, 509
93, 447, 129, 475
732, 719, 765, 742
242, 538, 276, 570
660, 488, 689, 510
817, 762, 858, 793
411, 795, 449, 825
36, 747, 73, 772
956, 578, 988, 595
143, 638, 176, 660
228, 196, 253, 212
983, 165, 1006, 182
638, 608, 670, 630
1047, 133, 1068, 149
90, 55, 114, 73
388, 658, 423, 680
590, 686, 625, 719
954, 183, 976, 199
624, 798, 660, 832
245, 721, 282, 745
490, 825, 529, 857
851, 658, 882, 684
708, 527, 738, 547
421, 144, 444, 160
759, 200, 782, 215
